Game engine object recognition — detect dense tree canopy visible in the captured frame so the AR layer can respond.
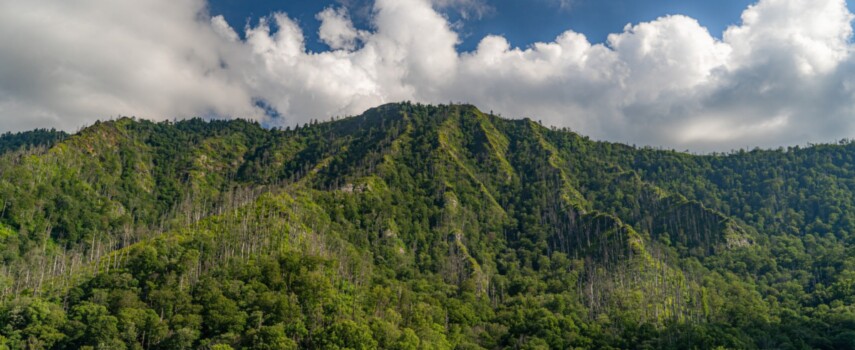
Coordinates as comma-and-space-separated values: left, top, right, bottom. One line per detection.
1, 103, 855, 349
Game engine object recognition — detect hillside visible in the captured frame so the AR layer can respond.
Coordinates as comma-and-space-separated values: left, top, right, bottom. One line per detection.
1, 103, 854, 349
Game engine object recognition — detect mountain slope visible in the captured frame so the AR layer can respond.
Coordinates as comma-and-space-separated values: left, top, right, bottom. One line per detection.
1, 103, 854, 349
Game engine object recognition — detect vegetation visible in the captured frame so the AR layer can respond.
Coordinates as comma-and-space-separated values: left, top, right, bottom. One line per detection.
1, 103, 855, 349
0, 129, 67, 155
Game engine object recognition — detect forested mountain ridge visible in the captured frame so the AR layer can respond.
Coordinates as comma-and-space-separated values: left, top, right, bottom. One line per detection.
0, 129, 67, 156
1, 103, 854, 349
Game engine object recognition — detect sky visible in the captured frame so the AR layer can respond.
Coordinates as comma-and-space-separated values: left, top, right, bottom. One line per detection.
1, 0, 855, 152
208, 0, 761, 52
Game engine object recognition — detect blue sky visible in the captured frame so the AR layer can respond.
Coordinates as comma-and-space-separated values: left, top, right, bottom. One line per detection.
209, 0, 794, 51
2, 0, 855, 152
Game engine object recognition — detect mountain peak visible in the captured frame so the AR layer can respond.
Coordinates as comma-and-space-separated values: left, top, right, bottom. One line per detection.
1, 103, 854, 349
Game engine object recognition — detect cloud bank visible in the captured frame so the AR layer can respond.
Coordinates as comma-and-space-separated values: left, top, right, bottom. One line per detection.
0, 0, 853, 151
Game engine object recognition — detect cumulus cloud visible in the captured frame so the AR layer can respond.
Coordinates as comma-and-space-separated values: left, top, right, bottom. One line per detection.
0, 0, 264, 132
317, 7, 365, 51
0, 0, 853, 151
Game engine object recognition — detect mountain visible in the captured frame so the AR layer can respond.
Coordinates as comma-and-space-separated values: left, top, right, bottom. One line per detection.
1, 103, 854, 349
0, 129, 67, 155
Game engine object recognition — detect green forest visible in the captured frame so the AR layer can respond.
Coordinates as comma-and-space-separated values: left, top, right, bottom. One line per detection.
1, 102, 855, 349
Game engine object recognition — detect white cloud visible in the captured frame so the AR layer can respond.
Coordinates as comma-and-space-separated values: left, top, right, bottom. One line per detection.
0, 0, 853, 151
724, 0, 853, 75
225, 0, 459, 121
608, 16, 731, 102
0, 0, 264, 132
317, 7, 364, 51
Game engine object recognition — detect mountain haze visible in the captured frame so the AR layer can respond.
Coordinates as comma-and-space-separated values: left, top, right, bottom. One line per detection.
1, 103, 855, 349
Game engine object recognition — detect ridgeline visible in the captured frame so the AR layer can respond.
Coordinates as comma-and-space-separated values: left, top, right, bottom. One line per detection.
1, 103, 854, 349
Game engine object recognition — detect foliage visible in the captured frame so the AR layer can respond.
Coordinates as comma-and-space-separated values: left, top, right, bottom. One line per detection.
1, 103, 855, 349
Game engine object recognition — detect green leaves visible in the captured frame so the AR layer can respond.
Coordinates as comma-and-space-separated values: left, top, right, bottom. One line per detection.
2, 104, 855, 348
